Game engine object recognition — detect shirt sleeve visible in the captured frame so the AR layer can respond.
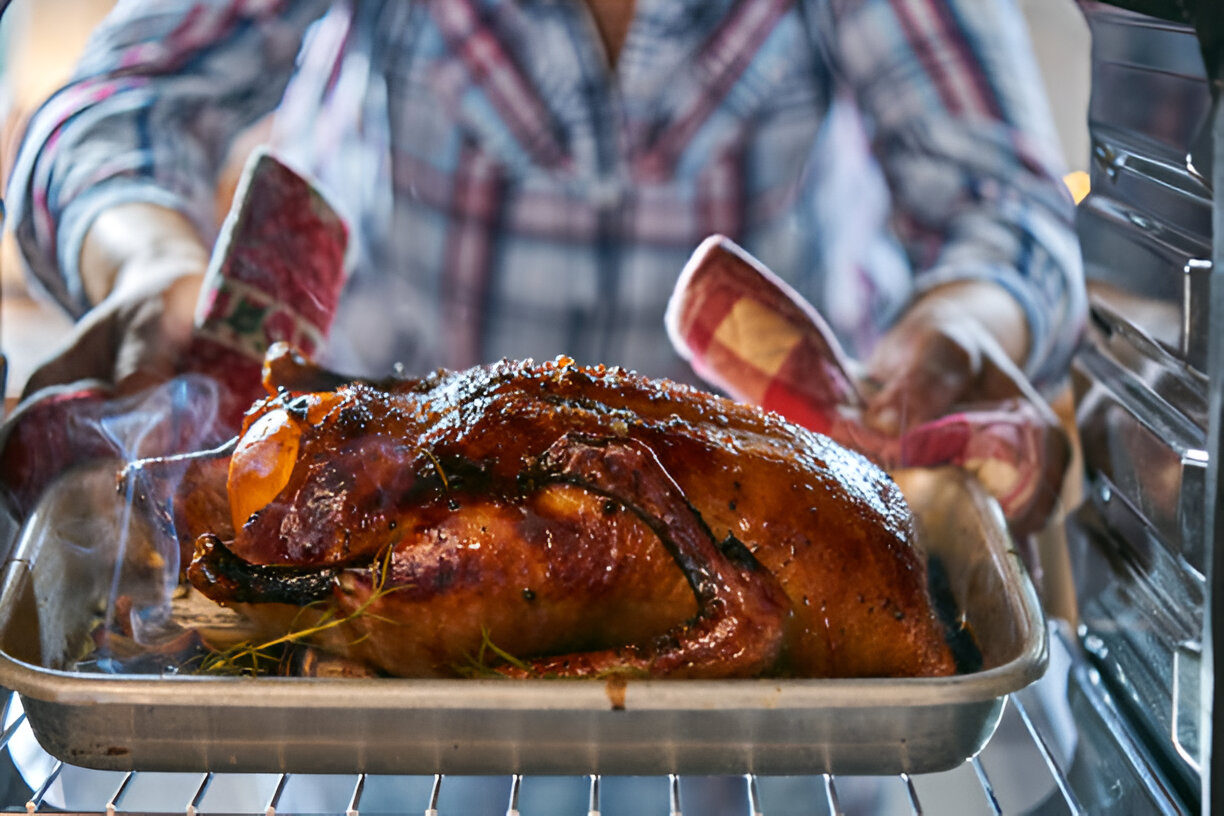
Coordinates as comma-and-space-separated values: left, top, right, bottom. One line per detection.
810, 0, 1087, 388
5, 0, 332, 317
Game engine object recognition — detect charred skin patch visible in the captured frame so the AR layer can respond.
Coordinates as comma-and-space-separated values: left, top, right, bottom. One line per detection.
188, 534, 338, 605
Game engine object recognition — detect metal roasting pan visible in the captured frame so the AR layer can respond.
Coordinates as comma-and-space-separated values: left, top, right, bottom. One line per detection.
0, 462, 1046, 775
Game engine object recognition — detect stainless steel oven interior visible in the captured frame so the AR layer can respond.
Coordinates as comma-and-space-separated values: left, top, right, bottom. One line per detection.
0, 0, 1220, 813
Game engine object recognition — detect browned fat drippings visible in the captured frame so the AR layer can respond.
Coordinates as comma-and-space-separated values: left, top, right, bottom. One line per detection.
605, 674, 628, 710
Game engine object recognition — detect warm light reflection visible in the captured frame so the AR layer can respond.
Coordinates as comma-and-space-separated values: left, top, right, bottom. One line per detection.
1063, 170, 1090, 205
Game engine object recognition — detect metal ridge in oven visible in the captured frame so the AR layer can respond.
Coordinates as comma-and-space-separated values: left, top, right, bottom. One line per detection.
0, 464, 1045, 776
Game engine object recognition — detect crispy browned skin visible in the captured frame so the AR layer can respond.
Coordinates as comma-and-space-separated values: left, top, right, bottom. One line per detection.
184, 344, 956, 679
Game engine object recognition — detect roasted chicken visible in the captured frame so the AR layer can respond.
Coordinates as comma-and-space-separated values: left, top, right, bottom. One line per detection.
149, 343, 957, 679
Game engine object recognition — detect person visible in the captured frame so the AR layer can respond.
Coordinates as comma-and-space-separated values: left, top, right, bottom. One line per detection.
0, 4, 1083, 808
5, 0, 1085, 438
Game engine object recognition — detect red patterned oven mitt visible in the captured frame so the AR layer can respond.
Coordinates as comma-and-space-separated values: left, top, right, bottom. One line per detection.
182, 150, 348, 431
0, 151, 348, 518
666, 235, 1068, 536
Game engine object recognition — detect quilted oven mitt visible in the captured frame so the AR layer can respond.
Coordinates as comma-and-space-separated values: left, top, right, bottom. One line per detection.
0, 151, 348, 518
666, 235, 1069, 536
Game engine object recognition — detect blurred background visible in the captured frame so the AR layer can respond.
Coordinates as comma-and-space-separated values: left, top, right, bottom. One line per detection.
0, 0, 1093, 407
0, 0, 113, 404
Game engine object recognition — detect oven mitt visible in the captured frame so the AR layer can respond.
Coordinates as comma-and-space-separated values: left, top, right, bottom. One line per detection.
666, 235, 1068, 535
0, 151, 348, 518
181, 149, 348, 431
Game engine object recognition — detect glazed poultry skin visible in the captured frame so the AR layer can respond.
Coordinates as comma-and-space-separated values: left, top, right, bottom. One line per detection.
179, 344, 957, 679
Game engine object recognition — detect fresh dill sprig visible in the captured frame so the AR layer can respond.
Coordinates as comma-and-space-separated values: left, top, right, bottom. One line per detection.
190, 544, 405, 676
421, 448, 450, 490
454, 626, 533, 678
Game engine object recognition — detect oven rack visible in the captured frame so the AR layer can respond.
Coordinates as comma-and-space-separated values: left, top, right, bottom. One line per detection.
0, 625, 1189, 815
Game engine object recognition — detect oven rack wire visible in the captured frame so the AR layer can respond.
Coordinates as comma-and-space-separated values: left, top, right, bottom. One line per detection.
0, 625, 1186, 815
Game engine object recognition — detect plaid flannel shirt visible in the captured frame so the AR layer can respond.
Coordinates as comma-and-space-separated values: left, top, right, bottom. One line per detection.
6, 0, 1084, 386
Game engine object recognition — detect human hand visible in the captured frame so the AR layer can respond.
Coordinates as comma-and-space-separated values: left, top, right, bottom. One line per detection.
21, 205, 208, 399
22, 255, 205, 399
862, 281, 1038, 434
860, 282, 1069, 536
